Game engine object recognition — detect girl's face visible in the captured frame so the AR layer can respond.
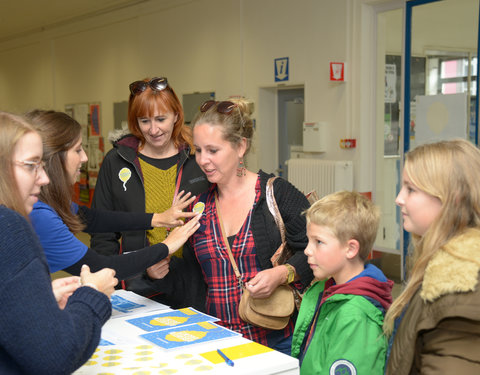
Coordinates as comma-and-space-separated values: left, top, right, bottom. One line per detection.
137, 103, 178, 156
193, 123, 245, 186
12, 132, 50, 213
65, 136, 88, 185
395, 169, 443, 236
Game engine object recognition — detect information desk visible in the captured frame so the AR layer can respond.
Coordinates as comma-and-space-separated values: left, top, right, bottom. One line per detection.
74, 290, 299, 375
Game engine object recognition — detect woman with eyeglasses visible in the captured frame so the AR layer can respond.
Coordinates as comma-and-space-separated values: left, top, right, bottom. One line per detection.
154, 99, 314, 353
0, 111, 117, 374
90, 77, 209, 309
25, 109, 201, 283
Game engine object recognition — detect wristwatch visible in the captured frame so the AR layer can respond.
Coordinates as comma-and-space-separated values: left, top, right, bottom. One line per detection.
285, 264, 295, 284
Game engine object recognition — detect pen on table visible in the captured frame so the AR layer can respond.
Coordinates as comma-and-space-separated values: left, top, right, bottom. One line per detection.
217, 348, 234, 367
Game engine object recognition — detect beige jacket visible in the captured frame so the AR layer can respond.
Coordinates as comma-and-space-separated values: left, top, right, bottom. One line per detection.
386, 228, 480, 375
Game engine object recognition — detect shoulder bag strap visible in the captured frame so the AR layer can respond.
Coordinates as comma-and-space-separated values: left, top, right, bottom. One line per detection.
215, 193, 244, 288
266, 177, 286, 243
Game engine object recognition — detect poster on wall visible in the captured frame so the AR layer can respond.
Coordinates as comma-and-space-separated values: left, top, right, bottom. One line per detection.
415, 93, 467, 145
65, 102, 103, 206
89, 103, 101, 136
385, 64, 397, 103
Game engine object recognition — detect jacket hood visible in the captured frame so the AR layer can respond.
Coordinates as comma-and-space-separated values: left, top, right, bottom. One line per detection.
111, 132, 140, 150
111, 131, 192, 155
321, 264, 394, 311
421, 227, 480, 302
108, 127, 131, 143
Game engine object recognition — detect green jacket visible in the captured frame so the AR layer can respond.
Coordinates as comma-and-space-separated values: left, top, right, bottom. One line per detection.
292, 273, 389, 375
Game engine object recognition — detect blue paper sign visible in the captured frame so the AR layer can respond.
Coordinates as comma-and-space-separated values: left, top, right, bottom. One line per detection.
140, 322, 240, 350
275, 57, 289, 82
126, 307, 218, 332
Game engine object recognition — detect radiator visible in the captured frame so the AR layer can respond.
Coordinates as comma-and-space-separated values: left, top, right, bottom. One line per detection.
286, 159, 354, 198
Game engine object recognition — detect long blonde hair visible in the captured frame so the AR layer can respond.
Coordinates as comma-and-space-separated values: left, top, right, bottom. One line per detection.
0, 112, 38, 218
383, 139, 480, 334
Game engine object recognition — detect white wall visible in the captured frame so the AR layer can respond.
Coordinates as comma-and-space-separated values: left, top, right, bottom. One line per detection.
0, 0, 382, 193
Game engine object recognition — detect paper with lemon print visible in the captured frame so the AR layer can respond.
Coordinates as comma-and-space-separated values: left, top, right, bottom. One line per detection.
126, 307, 218, 332
140, 321, 241, 350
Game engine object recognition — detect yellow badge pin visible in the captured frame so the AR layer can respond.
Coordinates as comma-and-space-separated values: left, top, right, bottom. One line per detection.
118, 168, 132, 191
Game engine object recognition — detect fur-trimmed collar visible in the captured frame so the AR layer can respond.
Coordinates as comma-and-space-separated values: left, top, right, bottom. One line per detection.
421, 227, 480, 302
108, 127, 130, 144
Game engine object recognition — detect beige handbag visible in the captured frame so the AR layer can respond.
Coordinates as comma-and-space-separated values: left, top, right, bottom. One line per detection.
215, 190, 295, 330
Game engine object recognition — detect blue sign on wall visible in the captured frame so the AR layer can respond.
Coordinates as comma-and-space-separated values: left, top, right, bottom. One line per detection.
274, 57, 289, 82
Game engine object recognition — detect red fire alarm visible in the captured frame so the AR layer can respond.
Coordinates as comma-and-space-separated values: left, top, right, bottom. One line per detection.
330, 62, 346, 82
340, 138, 356, 148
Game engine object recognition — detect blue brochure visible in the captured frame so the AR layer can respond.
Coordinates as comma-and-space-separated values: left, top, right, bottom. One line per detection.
111, 294, 146, 313
140, 322, 240, 350
126, 307, 218, 332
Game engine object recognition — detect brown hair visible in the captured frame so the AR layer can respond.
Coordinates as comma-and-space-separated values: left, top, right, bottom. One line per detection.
24, 110, 85, 232
128, 77, 193, 152
0, 111, 38, 218
305, 190, 380, 260
383, 139, 480, 334
191, 98, 255, 155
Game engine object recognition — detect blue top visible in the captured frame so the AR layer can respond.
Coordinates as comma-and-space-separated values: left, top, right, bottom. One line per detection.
29, 200, 170, 279
30, 201, 87, 273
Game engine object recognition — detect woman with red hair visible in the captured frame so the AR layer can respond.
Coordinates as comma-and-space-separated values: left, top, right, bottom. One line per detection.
91, 77, 209, 309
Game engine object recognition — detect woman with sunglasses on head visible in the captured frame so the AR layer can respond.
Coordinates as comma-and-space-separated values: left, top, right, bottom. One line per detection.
0, 111, 117, 374
152, 99, 313, 353
25, 109, 201, 283
91, 77, 209, 308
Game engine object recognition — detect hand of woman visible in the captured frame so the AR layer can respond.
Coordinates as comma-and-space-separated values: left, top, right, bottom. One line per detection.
147, 257, 171, 279
80, 264, 118, 298
162, 213, 201, 255
151, 190, 198, 228
51, 276, 81, 309
245, 267, 287, 298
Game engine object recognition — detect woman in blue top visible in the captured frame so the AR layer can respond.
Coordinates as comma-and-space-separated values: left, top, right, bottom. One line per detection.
25, 109, 200, 280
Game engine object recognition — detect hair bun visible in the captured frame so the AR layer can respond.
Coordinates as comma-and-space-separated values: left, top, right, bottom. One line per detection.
229, 98, 254, 116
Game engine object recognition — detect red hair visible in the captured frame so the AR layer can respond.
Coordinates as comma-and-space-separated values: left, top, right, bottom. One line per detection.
127, 78, 193, 152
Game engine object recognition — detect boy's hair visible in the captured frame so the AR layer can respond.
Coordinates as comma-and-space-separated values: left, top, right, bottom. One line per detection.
305, 190, 380, 260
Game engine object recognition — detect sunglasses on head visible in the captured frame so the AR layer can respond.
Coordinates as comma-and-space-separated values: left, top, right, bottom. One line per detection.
200, 100, 237, 114
129, 77, 168, 96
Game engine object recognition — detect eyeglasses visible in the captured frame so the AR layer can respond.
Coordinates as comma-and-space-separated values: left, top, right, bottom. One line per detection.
129, 77, 169, 96
14, 160, 46, 176
200, 100, 237, 115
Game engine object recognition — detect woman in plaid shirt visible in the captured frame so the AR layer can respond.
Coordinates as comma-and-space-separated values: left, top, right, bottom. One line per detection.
181, 99, 313, 353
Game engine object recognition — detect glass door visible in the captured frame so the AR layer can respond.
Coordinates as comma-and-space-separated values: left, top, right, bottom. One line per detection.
374, 6, 404, 282
402, 0, 479, 277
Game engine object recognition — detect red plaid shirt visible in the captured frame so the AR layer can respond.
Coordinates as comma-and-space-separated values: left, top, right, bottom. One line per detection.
189, 176, 293, 345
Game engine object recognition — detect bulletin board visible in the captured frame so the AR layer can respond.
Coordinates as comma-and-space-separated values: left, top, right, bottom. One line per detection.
65, 102, 104, 206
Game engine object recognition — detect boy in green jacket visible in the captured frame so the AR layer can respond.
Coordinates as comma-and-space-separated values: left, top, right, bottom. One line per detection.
291, 191, 393, 375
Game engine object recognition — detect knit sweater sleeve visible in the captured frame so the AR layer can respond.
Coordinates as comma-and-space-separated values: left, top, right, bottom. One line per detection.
0, 207, 111, 375
273, 176, 313, 289
253, 171, 313, 290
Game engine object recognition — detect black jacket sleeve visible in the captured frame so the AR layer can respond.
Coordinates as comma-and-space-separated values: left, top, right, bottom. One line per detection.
78, 205, 153, 234
128, 242, 208, 312
64, 243, 169, 280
